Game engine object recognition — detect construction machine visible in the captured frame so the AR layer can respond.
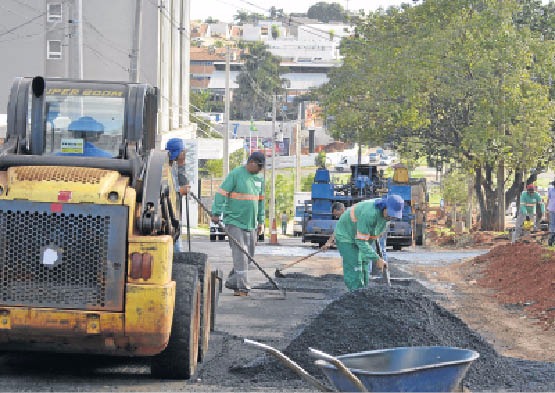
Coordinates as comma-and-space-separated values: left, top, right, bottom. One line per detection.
0, 76, 216, 379
386, 165, 427, 250
302, 164, 386, 246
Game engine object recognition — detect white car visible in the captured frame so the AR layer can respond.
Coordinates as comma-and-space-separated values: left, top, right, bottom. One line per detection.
293, 217, 303, 236
379, 155, 393, 166
210, 217, 226, 241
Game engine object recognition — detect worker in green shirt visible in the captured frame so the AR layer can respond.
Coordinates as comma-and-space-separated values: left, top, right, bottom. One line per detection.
211, 152, 265, 296
334, 195, 404, 291
515, 183, 545, 239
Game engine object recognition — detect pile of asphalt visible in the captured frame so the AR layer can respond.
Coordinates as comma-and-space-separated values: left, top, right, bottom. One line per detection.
244, 277, 555, 392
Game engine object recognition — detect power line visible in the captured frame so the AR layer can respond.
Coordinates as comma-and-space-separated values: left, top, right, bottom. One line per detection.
0, 11, 45, 38
84, 43, 129, 72
0, 24, 64, 44
83, 19, 129, 55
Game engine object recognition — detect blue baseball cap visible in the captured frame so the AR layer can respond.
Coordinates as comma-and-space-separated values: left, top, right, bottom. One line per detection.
385, 194, 404, 219
166, 138, 184, 161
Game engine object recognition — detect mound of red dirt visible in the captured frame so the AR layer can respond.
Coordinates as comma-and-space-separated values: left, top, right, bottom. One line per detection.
473, 242, 555, 330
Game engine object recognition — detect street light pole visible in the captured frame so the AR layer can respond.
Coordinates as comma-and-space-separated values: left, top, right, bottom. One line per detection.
270, 94, 277, 233
223, 46, 230, 176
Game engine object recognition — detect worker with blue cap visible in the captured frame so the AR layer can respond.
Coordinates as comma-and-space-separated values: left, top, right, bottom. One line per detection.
333, 194, 404, 291
165, 138, 189, 252
165, 138, 189, 196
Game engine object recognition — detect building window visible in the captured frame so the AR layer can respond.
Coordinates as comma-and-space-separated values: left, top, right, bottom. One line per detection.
47, 40, 62, 59
47, 3, 62, 22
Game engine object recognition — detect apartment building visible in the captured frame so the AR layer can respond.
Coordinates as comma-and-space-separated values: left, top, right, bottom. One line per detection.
0, 0, 192, 134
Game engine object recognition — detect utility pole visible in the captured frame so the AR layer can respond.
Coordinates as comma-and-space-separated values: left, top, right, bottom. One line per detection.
68, 0, 83, 79
223, 46, 230, 176
129, 0, 143, 82
270, 95, 277, 231
295, 102, 302, 193
180, 0, 191, 128
497, 160, 505, 231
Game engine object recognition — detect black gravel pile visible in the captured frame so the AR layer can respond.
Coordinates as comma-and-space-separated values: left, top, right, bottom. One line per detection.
251, 283, 555, 391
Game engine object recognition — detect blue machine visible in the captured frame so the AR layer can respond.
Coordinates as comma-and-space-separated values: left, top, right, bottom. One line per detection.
302, 164, 384, 246
386, 174, 427, 250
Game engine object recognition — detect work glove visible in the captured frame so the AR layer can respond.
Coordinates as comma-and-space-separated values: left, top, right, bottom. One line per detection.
375, 258, 387, 271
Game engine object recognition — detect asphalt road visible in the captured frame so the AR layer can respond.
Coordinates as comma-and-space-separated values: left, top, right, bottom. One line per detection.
0, 235, 462, 392
0, 235, 346, 391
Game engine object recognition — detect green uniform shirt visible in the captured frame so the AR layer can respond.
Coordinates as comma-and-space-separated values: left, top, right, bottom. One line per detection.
212, 166, 265, 230
334, 199, 387, 262
519, 191, 545, 216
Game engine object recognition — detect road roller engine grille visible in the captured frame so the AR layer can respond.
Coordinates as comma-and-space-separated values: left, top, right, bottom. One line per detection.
0, 200, 127, 311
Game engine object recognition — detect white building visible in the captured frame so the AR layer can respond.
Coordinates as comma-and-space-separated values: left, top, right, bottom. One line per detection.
0, 0, 193, 137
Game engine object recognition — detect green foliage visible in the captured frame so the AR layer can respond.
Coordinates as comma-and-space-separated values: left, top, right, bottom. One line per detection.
233, 42, 285, 120
271, 25, 280, 39
318, 0, 555, 229
315, 151, 327, 167
190, 90, 224, 138
275, 172, 294, 217
204, 159, 223, 178
202, 149, 247, 178
234, 11, 265, 24
307, 2, 347, 22
443, 170, 470, 208
263, 170, 295, 219
301, 173, 315, 192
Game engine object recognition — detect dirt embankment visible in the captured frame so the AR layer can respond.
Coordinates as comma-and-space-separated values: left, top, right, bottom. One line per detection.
473, 242, 555, 329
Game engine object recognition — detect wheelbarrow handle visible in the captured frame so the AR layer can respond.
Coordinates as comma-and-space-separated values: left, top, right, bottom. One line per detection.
244, 339, 332, 392
309, 348, 368, 392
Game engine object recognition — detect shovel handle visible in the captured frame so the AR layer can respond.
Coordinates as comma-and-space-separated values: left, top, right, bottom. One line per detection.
244, 339, 332, 392
279, 249, 322, 271
309, 348, 367, 392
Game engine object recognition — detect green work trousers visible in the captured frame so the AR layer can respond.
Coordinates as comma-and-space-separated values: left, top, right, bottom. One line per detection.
337, 242, 369, 291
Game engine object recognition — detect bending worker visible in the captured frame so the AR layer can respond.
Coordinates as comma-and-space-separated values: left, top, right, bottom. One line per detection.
321, 202, 346, 251
516, 183, 545, 239
334, 195, 404, 291
211, 152, 265, 296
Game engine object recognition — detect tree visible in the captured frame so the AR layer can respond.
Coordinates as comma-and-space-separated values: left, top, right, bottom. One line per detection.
319, 0, 555, 230
315, 151, 327, 168
234, 11, 264, 24
269, 6, 284, 20
202, 149, 246, 177
232, 42, 285, 120
190, 90, 222, 138
271, 25, 280, 39
307, 2, 346, 23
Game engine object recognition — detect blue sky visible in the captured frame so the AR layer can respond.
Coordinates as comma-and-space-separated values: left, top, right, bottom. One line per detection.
191, 0, 412, 22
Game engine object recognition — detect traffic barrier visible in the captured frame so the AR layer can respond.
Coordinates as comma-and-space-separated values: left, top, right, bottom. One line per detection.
270, 218, 278, 244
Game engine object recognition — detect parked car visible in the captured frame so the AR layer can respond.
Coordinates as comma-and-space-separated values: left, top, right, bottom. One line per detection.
369, 152, 380, 164
210, 218, 265, 242
379, 155, 394, 166
210, 217, 226, 241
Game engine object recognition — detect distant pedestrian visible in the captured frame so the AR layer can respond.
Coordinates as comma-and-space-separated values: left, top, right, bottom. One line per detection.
515, 184, 545, 239
334, 195, 404, 291
281, 211, 288, 235
547, 180, 555, 245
